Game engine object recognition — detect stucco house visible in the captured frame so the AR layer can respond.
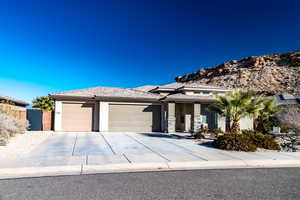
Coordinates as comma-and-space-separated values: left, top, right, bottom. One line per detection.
0, 95, 29, 131
273, 94, 300, 105
0, 95, 29, 108
50, 82, 253, 133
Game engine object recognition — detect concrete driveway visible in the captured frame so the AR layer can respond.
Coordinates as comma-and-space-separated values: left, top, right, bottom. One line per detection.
0, 132, 300, 171
19, 132, 233, 165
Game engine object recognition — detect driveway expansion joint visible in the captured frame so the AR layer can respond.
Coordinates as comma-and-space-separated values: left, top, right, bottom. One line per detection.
161, 138, 208, 161
124, 133, 171, 162
123, 154, 132, 163
100, 133, 116, 155
71, 134, 78, 156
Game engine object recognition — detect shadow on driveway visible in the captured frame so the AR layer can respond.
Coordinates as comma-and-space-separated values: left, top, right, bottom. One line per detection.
197, 141, 216, 149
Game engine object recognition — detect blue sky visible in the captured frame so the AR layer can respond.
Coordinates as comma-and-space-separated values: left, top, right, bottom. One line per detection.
0, 0, 300, 103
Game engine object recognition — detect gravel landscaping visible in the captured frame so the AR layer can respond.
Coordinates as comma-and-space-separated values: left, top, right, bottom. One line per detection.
0, 131, 53, 160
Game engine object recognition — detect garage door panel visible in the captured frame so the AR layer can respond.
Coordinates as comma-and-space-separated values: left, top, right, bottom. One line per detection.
109, 104, 161, 132
62, 103, 94, 132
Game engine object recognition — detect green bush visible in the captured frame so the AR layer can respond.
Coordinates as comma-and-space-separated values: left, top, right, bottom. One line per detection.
213, 131, 281, 152
213, 133, 257, 152
32, 96, 54, 111
261, 135, 281, 150
242, 130, 281, 150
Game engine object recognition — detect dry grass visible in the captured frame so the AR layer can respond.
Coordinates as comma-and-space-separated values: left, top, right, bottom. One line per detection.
0, 104, 29, 145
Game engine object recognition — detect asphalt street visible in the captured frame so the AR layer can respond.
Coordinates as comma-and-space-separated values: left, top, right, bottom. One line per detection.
0, 168, 299, 200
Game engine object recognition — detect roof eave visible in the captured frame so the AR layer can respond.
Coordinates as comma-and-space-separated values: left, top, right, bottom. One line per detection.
0, 98, 29, 107
162, 98, 217, 103
50, 95, 95, 101
94, 96, 161, 102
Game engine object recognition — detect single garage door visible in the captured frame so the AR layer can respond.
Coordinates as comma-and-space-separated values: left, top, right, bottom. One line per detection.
109, 104, 161, 132
62, 103, 94, 131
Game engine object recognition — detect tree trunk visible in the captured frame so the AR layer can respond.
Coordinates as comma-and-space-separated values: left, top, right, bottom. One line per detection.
231, 120, 241, 133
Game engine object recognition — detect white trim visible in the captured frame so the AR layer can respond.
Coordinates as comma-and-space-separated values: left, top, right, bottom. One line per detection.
54, 101, 62, 131
185, 91, 213, 96
60, 100, 96, 103
99, 102, 109, 132
108, 102, 162, 105
179, 87, 230, 92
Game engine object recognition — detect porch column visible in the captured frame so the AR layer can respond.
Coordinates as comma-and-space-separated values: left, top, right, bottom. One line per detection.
167, 103, 176, 133
193, 103, 202, 133
99, 101, 109, 132
54, 101, 62, 131
217, 115, 226, 132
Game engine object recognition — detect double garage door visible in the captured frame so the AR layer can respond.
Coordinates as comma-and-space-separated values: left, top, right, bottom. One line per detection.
61, 102, 161, 132
108, 104, 161, 132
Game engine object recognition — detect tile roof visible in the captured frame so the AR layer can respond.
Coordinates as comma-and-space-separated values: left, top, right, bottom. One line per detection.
0, 95, 29, 106
134, 85, 159, 92
51, 86, 163, 100
158, 82, 229, 90
51, 83, 230, 102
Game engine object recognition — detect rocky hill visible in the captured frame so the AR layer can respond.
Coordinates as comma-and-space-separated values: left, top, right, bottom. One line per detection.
175, 51, 300, 95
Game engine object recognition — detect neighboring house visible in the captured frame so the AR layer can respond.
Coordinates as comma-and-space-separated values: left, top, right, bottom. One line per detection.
273, 94, 300, 130
50, 82, 253, 133
0, 95, 29, 108
274, 94, 300, 105
0, 95, 29, 130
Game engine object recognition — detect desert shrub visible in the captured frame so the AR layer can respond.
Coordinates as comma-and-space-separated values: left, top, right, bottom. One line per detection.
213, 130, 281, 151
194, 132, 205, 139
261, 135, 281, 150
278, 122, 293, 133
213, 133, 257, 152
242, 130, 280, 150
0, 112, 27, 146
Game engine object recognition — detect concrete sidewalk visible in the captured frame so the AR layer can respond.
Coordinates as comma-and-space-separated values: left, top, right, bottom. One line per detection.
1, 132, 300, 179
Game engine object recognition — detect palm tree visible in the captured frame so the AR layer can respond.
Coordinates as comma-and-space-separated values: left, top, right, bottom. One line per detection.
255, 98, 279, 133
209, 90, 263, 133
32, 96, 54, 111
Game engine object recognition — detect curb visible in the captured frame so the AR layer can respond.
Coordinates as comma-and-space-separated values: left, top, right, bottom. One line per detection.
0, 165, 82, 179
82, 162, 169, 174
1, 160, 300, 180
